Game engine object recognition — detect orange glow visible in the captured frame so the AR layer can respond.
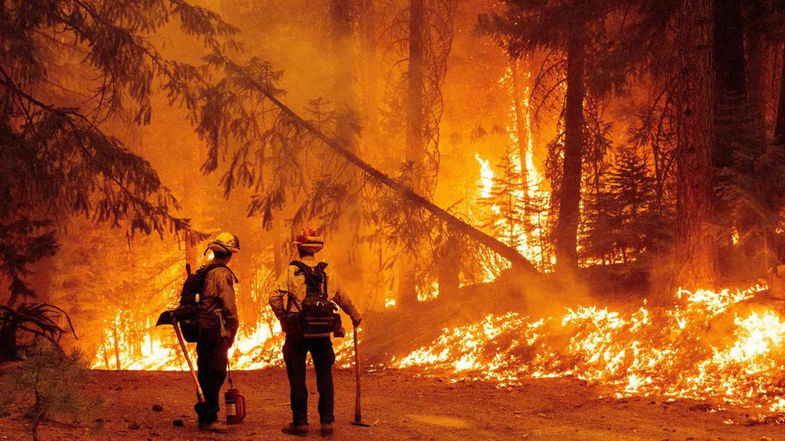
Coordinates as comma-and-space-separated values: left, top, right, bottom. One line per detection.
391, 284, 785, 411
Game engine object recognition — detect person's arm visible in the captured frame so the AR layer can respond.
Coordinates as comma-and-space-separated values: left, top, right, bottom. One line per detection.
216, 269, 239, 343
333, 291, 362, 326
268, 269, 291, 321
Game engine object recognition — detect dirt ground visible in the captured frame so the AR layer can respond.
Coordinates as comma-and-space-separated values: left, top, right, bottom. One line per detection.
2, 368, 785, 441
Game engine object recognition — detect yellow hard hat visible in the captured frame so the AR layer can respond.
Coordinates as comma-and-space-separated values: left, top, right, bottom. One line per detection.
207, 232, 240, 254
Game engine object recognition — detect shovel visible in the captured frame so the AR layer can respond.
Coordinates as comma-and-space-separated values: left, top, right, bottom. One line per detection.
156, 311, 205, 404
351, 326, 377, 427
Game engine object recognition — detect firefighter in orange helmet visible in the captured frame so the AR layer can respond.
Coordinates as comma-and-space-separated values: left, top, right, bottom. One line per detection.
268, 229, 362, 437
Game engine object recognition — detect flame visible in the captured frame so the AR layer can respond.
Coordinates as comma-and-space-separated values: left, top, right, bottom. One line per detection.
392, 284, 785, 412
473, 66, 551, 278
475, 154, 494, 199
92, 307, 357, 371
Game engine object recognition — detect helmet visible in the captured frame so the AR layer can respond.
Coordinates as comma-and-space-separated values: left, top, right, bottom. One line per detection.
293, 228, 324, 253
207, 232, 241, 254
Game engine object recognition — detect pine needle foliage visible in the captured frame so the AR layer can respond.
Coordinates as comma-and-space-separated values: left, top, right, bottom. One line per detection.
0, 0, 239, 303
0, 339, 88, 441
481, 147, 528, 251
581, 149, 671, 265
716, 98, 785, 269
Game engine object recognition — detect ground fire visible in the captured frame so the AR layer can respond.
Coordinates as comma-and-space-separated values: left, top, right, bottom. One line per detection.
4, 0, 785, 440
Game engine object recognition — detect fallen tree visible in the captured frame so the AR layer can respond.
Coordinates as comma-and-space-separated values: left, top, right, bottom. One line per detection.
212, 56, 541, 277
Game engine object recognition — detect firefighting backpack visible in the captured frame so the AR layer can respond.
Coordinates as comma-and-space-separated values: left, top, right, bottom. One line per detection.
287, 260, 339, 338
175, 263, 235, 342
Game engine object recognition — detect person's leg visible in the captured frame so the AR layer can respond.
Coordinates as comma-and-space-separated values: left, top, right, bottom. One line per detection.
283, 334, 309, 426
195, 340, 228, 425
309, 338, 336, 425
195, 341, 213, 423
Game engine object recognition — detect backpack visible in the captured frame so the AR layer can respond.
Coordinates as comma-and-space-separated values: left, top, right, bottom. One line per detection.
175, 263, 233, 342
287, 260, 339, 338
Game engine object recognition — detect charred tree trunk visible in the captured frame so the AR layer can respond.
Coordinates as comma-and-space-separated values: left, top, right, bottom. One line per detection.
713, 0, 749, 169
399, 0, 427, 307
776, 43, 785, 144
747, 33, 770, 127
330, 0, 366, 304
554, 24, 586, 273
436, 233, 460, 296
673, 0, 718, 289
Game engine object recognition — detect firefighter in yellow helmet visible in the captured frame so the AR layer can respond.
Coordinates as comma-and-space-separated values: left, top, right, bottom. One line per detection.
195, 232, 240, 431
268, 229, 363, 437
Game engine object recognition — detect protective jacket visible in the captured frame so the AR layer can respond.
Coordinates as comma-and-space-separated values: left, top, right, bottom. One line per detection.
268, 255, 361, 326
202, 266, 239, 339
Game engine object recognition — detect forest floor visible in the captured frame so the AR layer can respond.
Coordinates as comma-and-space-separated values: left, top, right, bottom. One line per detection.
1, 368, 784, 441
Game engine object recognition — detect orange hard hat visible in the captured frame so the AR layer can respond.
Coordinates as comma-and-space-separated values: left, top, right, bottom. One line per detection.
293, 228, 324, 253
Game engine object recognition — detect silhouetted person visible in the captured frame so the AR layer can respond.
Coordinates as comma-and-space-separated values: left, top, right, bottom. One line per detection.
195, 232, 240, 430
269, 229, 362, 437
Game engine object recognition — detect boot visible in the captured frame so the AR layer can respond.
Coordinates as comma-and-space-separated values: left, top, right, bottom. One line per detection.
320, 423, 333, 437
281, 423, 308, 436
199, 419, 229, 433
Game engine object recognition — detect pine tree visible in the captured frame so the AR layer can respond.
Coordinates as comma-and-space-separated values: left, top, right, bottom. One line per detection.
0, 0, 240, 304
482, 147, 528, 252
0, 340, 87, 441
581, 150, 671, 266
479, 0, 620, 273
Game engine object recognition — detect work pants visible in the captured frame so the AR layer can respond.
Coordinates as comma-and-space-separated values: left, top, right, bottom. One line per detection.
194, 339, 228, 423
283, 334, 335, 426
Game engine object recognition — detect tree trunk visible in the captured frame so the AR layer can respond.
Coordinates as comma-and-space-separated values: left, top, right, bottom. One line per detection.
436, 233, 460, 297
398, 0, 427, 307
775, 43, 785, 144
112, 325, 121, 370
510, 58, 530, 190
554, 24, 586, 273
673, 0, 718, 290
746, 32, 770, 127
330, 0, 366, 304
713, 0, 749, 169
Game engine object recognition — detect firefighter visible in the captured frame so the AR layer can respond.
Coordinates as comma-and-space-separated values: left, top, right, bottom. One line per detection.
195, 232, 240, 431
269, 229, 363, 437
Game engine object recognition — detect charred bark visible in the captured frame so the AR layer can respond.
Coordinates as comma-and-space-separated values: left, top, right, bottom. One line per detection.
330, 0, 366, 302
747, 33, 770, 127
776, 44, 785, 144
713, 0, 750, 169
554, 24, 586, 273
399, 0, 428, 307
673, 0, 718, 289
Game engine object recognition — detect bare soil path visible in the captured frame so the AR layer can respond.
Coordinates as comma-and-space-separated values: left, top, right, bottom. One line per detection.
1, 368, 784, 441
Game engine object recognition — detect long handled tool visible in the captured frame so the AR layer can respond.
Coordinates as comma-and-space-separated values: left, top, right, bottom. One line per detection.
351, 326, 376, 427
172, 318, 205, 404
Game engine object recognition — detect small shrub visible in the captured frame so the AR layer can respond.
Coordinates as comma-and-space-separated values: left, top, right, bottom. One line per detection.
0, 339, 87, 441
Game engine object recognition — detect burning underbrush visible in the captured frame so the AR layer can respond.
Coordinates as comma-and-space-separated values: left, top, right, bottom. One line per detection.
392, 284, 785, 413
90, 280, 785, 414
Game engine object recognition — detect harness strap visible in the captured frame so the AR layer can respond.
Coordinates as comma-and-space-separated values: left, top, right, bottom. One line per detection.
289, 260, 329, 298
